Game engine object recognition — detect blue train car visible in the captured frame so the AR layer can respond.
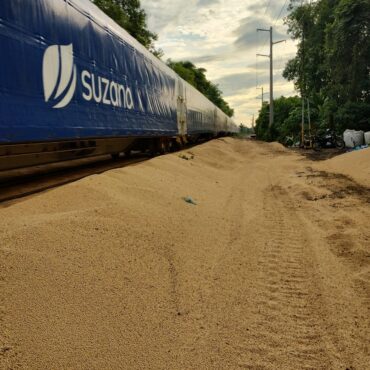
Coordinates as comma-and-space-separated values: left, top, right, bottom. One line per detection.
0, 0, 237, 171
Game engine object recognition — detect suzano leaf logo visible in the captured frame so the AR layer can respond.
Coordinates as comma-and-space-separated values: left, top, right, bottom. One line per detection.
42, 44, 77, 109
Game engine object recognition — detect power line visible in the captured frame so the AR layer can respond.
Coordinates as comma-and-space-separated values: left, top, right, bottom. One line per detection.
260, 0, 273, 50
255, 0, 291, 120
255, 52, 258, 87
258, 0, 289, 61
257, 27, 286, 128
263, 0, 272, 16
273, 0, 289, 25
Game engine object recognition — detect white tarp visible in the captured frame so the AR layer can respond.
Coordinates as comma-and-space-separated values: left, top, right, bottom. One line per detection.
364, 132, 370, 145
343, 130, 364, 148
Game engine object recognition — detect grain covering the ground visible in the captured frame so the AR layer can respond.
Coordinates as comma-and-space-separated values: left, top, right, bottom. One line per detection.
1, 138, 369, 369
318, 147, 370, 187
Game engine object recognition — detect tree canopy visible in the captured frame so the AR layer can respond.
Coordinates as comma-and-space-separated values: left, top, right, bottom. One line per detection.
93, 0, 234, 117
255, 96, 303, 142
282, 0, 370, 132
92, 0, 162, 56
167, 60, 234, 117
257, 0, 370, 141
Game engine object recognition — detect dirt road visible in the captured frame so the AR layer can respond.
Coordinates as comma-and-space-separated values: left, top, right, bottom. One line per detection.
1, 138, 369, 369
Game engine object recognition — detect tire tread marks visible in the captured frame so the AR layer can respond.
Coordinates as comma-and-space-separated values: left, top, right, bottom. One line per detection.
237, 184, 331, 369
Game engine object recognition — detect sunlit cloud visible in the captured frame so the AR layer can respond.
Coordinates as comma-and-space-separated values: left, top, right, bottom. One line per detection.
141, 0, 297, 126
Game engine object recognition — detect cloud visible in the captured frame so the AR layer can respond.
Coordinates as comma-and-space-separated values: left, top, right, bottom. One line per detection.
246, 2, 290, 22
214, 73, 266, 96
197, 0, 219, 6
189, 53, 229, 63
140, 0, 297, 126
233, 16, 287, 50
252, 59, 271, 71
141, 0, 189, 32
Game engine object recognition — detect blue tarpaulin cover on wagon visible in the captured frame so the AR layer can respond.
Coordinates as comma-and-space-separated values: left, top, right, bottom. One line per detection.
0, 0, 179, 143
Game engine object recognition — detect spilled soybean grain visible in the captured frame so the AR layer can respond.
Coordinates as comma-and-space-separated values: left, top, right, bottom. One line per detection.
1, 138, 369, 369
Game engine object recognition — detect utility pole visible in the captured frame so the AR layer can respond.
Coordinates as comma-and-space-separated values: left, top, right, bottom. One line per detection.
300, 0, 307, 147
256, 86, 264, 107
301, 97, 305, 147
257, 27, 285, 128
307, 98, 311, 138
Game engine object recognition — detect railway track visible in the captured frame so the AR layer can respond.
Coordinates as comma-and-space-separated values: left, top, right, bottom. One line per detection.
0, 136, 212, 205
0, 154, 148, 205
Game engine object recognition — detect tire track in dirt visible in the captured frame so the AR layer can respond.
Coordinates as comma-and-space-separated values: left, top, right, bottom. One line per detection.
237, 184, 331, 369
289, 167, 370, 368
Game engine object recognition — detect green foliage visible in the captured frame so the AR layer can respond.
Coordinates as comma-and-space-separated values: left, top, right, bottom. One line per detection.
255, 96, 303, 142
92, 0, 232, 115
325, 0, 370, 104
281, 0, 370, 133
335, 102, 370, 132
239, 124, 254, 137
283, 0, 340, 96
92, 0, 162, 56
167, 61, 197, 87
167, 60, 234, 117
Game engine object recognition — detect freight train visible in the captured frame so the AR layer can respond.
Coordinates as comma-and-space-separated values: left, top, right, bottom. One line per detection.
0, 0, 238, 171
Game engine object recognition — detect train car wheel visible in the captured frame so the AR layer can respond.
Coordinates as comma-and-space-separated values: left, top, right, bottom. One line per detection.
158, 139, 167, 155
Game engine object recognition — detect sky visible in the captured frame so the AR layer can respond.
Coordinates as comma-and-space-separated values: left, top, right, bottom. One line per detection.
140, 0, 298, 127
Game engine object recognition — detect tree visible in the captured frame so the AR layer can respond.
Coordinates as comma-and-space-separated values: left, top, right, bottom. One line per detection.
282, 0, 370, 133
255, 96, 303, 142
92, 0, 162, 57
283, 0, 340, 97
167, 60, 234, 117
239, 124, 254, 136
92, 0, 233, 116
325, 0, 370, 104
